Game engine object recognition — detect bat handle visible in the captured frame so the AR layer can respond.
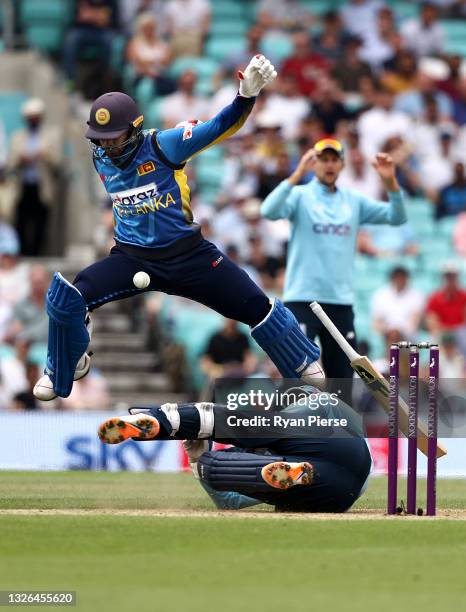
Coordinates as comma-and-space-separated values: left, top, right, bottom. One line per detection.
309, 301, 360, 362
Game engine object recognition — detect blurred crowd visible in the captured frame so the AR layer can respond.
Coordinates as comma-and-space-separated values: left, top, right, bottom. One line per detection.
2, 0, 466, 410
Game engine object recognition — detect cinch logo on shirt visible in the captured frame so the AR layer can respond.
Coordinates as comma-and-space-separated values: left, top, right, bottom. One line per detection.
137, 161, 156, 176
313, 223, 351, 236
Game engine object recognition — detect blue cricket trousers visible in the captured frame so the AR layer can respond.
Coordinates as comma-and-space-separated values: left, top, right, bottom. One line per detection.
73, 240, 270, 327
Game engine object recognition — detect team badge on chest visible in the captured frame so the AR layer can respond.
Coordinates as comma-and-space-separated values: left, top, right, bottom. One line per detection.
137, 161, 156, 176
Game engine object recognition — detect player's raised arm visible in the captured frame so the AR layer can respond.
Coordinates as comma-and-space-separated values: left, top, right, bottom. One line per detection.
261, 148, 316, 220
359, 153, 408, 226
156, 55, 277, 164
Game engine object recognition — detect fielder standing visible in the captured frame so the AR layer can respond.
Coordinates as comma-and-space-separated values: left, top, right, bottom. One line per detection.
261, 139, 407, 396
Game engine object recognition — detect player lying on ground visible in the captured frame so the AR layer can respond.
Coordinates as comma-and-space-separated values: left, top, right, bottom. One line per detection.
98, 389, 372, 513
34, 55, 324, 402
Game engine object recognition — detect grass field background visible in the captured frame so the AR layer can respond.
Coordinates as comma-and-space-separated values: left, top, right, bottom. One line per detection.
0, 472, 465, 612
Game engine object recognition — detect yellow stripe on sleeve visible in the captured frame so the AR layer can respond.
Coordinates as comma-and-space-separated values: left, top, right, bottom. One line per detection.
174, 168, 193, 223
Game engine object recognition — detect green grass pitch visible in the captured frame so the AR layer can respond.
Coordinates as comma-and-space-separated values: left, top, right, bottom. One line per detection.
0, 472, 465, 612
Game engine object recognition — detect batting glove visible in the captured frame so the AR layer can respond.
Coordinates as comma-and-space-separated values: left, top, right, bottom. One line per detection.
238, 55, 277, 98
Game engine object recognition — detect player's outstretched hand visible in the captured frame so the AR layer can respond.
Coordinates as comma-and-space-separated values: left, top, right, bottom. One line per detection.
372, 152, 399, 191
238, 55, 277, 98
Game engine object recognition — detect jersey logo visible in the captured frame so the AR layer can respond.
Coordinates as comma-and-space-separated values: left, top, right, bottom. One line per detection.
137, 161, 156, 176
182, 126, 193, 141
110, 182, 158, 206
212, 256, 224, 268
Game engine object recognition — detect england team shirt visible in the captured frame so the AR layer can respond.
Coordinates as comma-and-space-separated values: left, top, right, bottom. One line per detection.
261, 177, 407, 305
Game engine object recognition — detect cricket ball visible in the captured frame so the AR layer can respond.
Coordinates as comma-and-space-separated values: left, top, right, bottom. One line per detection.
133, 271, 150, 289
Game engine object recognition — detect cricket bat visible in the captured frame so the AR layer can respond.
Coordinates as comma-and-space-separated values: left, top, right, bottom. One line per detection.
310, 302, 446, 458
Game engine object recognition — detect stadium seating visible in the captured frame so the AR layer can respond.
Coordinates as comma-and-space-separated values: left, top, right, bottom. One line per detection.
22, 24, 64, 53
301, 0, 341, 15
20, 0, 72, 22
353, 194, 462, 357
391, 1, 419, 20
20, 0, 73, 54
0, 91, 28, 141
159, 298, 223, 390
205, 37, 246, 62
260, 33, 293, 63
212, 20, 248, 38
194, 157, 224, 190
169, 56, 219, 95
144, 97, 166, 129
169, 56, 219, 81
211, 1, 245, 20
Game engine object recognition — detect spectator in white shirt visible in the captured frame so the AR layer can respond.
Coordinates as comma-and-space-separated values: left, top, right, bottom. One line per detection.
118, 0, 167, 35
439, 332, 466, 377
262, 74, 310, 140
159, 70, 209, 128
357, 86, 412, 159
340, 0, 384, 45
0, 339, 31, 410
338, 148, 382, 199
359, 6, 399, 72
418, 128, 456, 197
8, 98, 62, 256
257, 0, 314, 33
126, 12, 174, 95
208, 69, 242, 117
401, 2, 444, 58
0, 248, 30, 309
371, 266, 425, 340
3, 264, 49, 345
165, 0, 211, 57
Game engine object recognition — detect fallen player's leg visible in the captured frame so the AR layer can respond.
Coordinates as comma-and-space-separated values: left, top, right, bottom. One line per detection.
98, 400, 372, 513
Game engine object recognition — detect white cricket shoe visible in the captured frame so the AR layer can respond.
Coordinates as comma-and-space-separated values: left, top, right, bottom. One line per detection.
33, 353, 92, 401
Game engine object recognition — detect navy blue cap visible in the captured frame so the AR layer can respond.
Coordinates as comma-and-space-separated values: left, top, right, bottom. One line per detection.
86, 92, 143, 140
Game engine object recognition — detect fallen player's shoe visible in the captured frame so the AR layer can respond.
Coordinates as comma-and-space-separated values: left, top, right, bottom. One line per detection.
261, 461, 314, 489
33, 352, 92, 401
98, 413, 160, 444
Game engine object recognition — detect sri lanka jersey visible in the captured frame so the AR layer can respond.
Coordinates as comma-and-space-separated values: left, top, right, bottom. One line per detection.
94, 94, 255, 252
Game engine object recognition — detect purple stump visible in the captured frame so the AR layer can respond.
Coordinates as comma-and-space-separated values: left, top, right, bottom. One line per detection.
427, 345, 439, 516
407, 344, 419, 515
388, 344, 400, 514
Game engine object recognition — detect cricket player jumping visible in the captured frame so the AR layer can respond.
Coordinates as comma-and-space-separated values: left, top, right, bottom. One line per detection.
34, 55, 324, 402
